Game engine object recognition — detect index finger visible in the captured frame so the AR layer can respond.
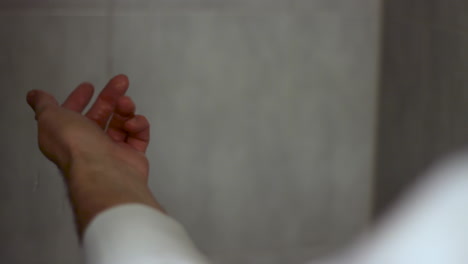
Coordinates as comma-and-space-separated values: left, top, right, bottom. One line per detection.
85, 74, 129, 129
61, 82, 95, 113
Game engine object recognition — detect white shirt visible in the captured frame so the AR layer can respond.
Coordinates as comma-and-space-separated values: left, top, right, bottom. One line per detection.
82, 152, 468, 264
83, 204, 211, 264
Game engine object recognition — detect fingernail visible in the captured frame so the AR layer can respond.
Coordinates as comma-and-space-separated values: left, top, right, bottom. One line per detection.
125, 117, 137, 129
128, 118, 137, 125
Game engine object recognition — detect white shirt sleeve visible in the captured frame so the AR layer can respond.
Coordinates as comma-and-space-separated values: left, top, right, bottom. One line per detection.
82, 153, 468, 264
82, 204, 211, 264
316, 152, 468, 264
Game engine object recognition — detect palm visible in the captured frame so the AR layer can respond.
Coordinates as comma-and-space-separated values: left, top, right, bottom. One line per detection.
63, 75, 151, 180
111, 141, 150, 181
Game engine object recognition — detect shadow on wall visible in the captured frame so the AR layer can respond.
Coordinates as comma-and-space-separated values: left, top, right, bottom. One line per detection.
374, 0, 468, 217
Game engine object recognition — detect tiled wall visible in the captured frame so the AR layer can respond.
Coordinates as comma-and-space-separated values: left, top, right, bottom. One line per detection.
375, 0, 468, 215
0, 1, 380, 263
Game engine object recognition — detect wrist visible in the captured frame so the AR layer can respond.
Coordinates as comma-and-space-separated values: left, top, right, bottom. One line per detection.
65, 153, 164, 237
65, 142, 114, 177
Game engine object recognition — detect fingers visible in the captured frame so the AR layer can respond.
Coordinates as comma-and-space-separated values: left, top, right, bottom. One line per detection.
61, 82, 95, 113
106, 96, 151, 153
85, 74, 129, 129
107, 96, 136, 142
26, 90, 59, 120
124, 115, 150, 153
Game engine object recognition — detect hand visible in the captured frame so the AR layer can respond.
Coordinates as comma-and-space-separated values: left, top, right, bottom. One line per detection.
27, 75, 151, 182
27, 75, 163, 235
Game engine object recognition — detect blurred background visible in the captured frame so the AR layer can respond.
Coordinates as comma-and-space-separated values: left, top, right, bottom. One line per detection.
0, 0, 465, 264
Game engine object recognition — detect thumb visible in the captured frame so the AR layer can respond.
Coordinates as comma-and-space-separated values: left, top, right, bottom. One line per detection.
26, 90, 59, 119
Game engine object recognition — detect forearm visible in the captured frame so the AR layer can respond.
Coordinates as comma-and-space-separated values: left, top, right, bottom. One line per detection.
66, 155, 211, 264
27, 77, 210, 263
66, 154, 164, 238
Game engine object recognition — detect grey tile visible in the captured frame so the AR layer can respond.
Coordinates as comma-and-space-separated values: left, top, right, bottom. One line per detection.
0, 0, 108, 9
383, 0, 434, 24
382, 0, 468, 31
113, 0, 378, 18
291, 0, 380, 19
287, 13, 378, 247
0, 15, 109, 102
111, 11, 378, 256
376, 0, 468, 216
423, 28, 468, 153
112, 0, 289, 11
374, 18, 468, 215
0, 15, 107, 263
374, 20, 431, 215
431, 0, 468, 30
